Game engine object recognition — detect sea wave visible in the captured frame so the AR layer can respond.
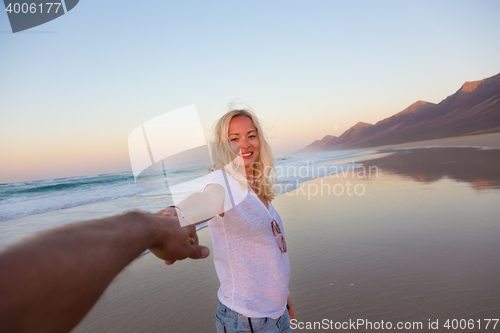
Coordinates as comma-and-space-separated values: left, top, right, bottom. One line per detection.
0, 182, 151, 222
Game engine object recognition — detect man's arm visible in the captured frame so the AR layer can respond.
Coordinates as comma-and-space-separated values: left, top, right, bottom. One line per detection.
0, 210, 209, 333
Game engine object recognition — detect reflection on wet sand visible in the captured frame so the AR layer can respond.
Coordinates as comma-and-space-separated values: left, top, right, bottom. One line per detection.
275, 148, 500, 331
362, 147, 500, 190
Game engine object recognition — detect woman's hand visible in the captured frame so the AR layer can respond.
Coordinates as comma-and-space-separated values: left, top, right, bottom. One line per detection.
287, 296, 296, 320
158, 207, 178, 218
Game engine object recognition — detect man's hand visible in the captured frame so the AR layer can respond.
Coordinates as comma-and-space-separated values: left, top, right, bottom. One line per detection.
149, 210, 208, 263
152, 209, 207, 265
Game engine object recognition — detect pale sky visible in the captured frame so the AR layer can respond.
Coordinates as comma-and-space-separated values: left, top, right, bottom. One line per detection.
1, 0, 500, 183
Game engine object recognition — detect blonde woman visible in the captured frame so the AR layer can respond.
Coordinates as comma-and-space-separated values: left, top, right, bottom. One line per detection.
162, 108, 294, 333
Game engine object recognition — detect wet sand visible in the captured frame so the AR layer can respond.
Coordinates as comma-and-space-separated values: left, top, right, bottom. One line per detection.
282, 148, 500, 331
74, 146, 500, 332
366, 132, 500, 150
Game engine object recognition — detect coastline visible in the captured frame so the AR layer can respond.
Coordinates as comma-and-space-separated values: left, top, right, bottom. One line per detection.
359, 132, 500, 150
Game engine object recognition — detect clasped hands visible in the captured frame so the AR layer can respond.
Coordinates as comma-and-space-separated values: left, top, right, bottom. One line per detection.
149, 207, 209, 265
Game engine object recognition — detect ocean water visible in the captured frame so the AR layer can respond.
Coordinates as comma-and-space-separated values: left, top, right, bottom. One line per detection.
0, 150, 365, 248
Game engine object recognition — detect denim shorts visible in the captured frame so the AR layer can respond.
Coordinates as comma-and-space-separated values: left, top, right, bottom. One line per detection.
215, 301, 291, 333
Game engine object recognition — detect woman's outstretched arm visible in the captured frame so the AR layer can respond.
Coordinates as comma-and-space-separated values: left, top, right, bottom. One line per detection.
166, 183, 225, 226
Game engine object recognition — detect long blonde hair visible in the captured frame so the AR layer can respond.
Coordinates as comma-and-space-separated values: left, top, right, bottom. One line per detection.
208, 108, 277, 201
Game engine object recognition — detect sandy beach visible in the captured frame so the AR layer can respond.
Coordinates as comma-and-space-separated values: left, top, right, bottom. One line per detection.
73, 134, 500, 332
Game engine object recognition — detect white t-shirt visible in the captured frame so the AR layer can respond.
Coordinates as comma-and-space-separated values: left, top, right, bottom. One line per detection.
203, 170, 290, 319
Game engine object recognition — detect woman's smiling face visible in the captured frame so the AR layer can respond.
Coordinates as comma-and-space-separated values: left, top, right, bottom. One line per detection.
228, 115, 260, 169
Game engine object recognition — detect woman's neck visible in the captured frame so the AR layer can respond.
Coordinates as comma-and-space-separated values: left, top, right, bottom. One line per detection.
245, 167, 253, 183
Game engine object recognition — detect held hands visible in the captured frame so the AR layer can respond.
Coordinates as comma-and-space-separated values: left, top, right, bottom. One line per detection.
148, 209, 209, 264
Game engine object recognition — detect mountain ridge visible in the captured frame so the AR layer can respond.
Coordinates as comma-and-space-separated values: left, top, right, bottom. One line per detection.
298, 72, 500, 153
